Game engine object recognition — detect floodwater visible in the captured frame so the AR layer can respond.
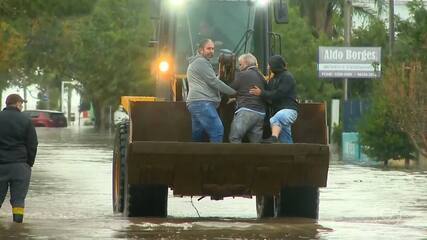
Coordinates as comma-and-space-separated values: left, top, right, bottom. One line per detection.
0, 127, 426, 239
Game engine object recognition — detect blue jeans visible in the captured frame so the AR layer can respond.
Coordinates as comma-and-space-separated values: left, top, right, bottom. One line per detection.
187, 101, 224, 143
229, 109, 264, 143
270, 109, 298, 143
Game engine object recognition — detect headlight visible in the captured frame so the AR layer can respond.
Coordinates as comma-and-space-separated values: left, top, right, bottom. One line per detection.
159, 60, 170, 73
256, 0, 269, 7
169, 0, 186, 7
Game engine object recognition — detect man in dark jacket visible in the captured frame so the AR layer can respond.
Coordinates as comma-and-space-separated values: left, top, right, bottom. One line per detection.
228, 53, 266, 143
0, 94, 38, 223
249, 55, 298, 143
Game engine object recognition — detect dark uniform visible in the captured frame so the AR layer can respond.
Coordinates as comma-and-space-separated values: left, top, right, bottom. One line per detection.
0, 94, 38, 223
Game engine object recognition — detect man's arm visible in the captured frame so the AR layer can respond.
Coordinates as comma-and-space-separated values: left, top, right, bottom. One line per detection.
26, 121, 38, 167
261, 74, 294, 101
197, 60, 236, 95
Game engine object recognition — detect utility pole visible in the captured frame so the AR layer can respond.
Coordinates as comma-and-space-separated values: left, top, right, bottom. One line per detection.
23, 85, 28, 111
389, 0, 395, 58
343, 0, 352, 101
67, 85, 72, 126
61, 81, 76, 126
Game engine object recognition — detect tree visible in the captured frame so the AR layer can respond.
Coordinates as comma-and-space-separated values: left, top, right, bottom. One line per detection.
289, 0, 336, 37
350, 17, 388, 98
278, 1, 389, 102
0, 1, 97, 71
0, 0, 97, 101
387, 0, 427, 165
66, 0, 154, 129
394, 0, 427, 63
289, 0, 387, 38
382, 63, 426, 163
0, 21, 24, 73
358, 1, 427, 165
273, 5, 341, 101
358, 82, 415, 164
1, 0, 154, 128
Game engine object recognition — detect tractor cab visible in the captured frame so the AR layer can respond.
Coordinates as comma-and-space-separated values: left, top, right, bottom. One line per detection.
152, 0, 286, 101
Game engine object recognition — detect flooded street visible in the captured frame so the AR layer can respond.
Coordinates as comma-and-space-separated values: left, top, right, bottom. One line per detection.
1, 127, 426, 239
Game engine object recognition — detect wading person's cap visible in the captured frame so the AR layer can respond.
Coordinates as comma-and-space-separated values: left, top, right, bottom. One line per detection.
6, 94, 27, 106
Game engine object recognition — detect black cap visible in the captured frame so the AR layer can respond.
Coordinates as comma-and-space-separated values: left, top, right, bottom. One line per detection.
269, 55, 287, 74
5, 94, 27, 106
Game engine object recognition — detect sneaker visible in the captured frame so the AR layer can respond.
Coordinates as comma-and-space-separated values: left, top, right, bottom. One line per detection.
261, 136, 279, 144
13, 214, 23, 223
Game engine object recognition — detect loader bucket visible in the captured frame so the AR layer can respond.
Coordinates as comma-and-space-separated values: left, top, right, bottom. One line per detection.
126, 101, 329, 196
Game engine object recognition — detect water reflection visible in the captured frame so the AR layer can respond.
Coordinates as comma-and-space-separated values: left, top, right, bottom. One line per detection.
112, 218, 329, 239
0, 127, 426, 239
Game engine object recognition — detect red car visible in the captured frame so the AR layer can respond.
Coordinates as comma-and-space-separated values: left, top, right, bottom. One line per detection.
24, 110, 67, 127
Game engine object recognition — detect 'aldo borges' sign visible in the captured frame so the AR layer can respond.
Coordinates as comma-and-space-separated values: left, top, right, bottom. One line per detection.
318, 47, 381, 78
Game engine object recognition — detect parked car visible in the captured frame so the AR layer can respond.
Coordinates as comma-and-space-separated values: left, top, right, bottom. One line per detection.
23, 110, 67, 127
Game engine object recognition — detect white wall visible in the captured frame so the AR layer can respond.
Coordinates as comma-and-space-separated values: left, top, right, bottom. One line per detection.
61, 87, 81, 123
1, 85, 39, 110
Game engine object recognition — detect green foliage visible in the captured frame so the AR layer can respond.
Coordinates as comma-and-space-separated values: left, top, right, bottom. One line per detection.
1, 0, 154, 128
62, 0, 154, 128
394, 0, 427, 63
0, 0, 97, 91
358, 0, 427, 162
358, 83, 415, 162
0, 21, 24, 73
281, 1, 392, 101
352, 17, 388, 49
273, 5, 341, 101
289, 0, 387, 39
69, 0, 154, 102
0, 0, 96, 19
349, 17, 388, 98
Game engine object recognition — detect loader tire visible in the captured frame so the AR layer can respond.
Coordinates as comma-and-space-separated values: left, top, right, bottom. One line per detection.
274, 186, 319, 219
256, 195, 274, 218
125, 184, 168, 217
112, 122, 128, 213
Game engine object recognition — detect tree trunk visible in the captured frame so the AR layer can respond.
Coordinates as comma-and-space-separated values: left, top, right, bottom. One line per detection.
324, 3, 335, 36
100, 105, 109, 130
388, 0, 395, 57
299, 0, 331, 38
409, 134, 427, 167
405, 158, 410, 168
92, 98, 108, 130
420, 154, 427, 169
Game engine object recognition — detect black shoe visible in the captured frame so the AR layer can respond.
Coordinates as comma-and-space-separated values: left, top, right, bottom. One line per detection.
271, 136, 279, 143
261, 136, 279, 144
13, 214, 23, 223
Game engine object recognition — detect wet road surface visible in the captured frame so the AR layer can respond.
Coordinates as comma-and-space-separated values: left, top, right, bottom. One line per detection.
1, 127, 426, 239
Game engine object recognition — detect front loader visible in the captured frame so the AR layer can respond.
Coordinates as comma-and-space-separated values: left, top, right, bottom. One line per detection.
112, 0, 330, 219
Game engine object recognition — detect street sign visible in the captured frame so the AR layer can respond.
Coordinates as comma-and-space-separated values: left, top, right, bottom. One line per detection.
318, 47, 381, 78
